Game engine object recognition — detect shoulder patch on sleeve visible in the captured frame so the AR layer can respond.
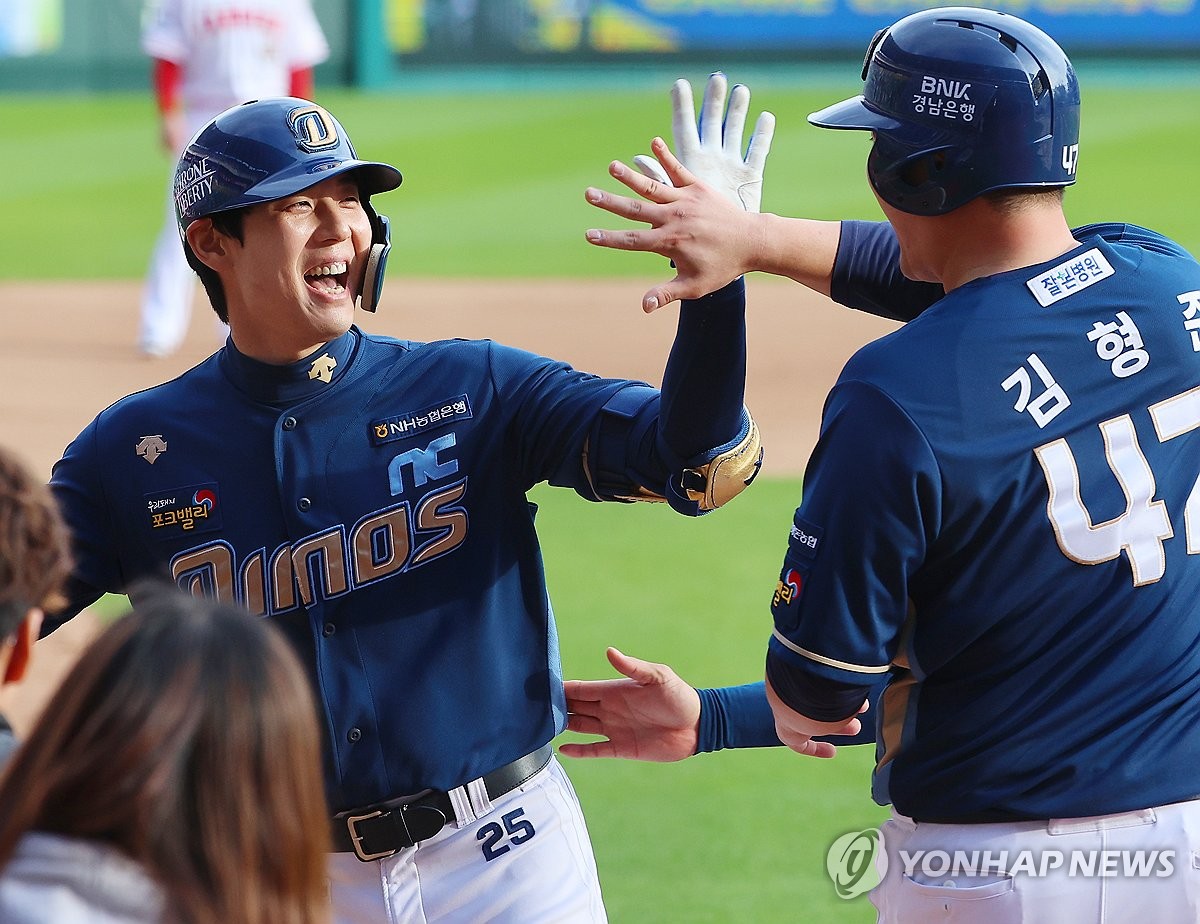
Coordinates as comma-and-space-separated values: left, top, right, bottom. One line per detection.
787, 517, 823, 560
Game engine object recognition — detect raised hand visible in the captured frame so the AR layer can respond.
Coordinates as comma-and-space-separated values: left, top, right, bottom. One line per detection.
560, 647, 702, 762
676, 73, 774, 212
585, 138, 764, 313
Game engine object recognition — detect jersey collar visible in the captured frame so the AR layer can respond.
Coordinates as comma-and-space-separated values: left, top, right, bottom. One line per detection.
220, 327, 360, 407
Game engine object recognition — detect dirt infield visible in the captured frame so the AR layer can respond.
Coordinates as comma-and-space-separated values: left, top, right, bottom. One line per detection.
0, 277, 899, 733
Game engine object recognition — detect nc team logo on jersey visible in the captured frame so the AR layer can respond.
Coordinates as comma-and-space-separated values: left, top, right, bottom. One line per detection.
145, 483, 222, 539
289, 105, 339, 152
370, 395, 472, 446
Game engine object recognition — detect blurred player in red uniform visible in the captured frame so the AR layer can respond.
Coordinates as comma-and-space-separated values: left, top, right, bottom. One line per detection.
138, 0, 328, 357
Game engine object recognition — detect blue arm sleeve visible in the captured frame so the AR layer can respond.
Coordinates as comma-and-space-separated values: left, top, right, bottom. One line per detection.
696, 683, 781, 751
657, 277, 747, 469
580, 278, 754, 515
695, 678, 879, 752
831, 221, 944, 322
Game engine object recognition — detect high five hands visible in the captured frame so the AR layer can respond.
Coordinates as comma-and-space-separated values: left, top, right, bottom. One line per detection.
585, 74, 775, 314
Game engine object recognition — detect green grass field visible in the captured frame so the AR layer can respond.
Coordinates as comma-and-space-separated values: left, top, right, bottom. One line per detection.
2, 62, 1199, 281
532, 480, 888, 922
4, 67, 1198, 921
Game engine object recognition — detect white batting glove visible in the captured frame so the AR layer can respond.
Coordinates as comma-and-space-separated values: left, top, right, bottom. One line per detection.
634, 73, 775, 212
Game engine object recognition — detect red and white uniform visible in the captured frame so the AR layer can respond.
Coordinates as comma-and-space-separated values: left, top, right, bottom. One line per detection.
138, 0, 328, 356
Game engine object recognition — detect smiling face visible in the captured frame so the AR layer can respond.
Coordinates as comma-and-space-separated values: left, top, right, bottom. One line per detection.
201, 174, 374, 364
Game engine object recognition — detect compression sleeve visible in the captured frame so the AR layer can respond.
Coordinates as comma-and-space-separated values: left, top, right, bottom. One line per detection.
658, 277, 747, 467
510, 279, 752, 511
696, 683, 781, 751
695, 679, 879, 752
831, 220, 944, 322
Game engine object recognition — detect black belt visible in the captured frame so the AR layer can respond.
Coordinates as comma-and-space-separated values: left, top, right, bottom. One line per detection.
331, 744, 553, 861
912, 812, 1037, 825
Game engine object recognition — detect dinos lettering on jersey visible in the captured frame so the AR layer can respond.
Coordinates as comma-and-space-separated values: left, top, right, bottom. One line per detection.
371, 395, 472, 446
168, 478, 470, 615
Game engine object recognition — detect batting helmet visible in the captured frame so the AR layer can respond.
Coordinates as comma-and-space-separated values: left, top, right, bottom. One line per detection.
809, 8, 1080, 216
174, 98, 403, 312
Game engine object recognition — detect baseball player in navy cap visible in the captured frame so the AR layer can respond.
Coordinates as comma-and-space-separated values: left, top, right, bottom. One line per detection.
47, 96, 764, 922
567, 9, 1200, 921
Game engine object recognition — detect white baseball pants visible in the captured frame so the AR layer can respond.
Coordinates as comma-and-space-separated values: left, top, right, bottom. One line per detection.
327, 756, 607, 923
873, 801, 1200, 923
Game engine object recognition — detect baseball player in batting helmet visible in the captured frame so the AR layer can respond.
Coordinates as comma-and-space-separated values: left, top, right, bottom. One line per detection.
47, 94, 765, 922
569, 9, 1200, 922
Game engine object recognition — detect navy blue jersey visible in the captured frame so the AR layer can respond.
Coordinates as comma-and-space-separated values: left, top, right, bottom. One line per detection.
52, 301, 750, 811
768, 223, 1200, 821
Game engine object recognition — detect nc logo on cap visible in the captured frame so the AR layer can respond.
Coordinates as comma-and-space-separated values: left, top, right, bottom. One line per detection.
289, 105, 339, 152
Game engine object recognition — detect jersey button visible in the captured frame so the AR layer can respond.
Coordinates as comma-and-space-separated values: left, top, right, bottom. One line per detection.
322, 622, 335, 637
298, 497, 312, 511
282, 416, 297, 431
347, 727, 362, 743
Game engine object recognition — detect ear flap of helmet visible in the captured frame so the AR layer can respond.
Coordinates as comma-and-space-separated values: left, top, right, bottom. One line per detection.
868, 137, 968, 217
359, 207, 391, 314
